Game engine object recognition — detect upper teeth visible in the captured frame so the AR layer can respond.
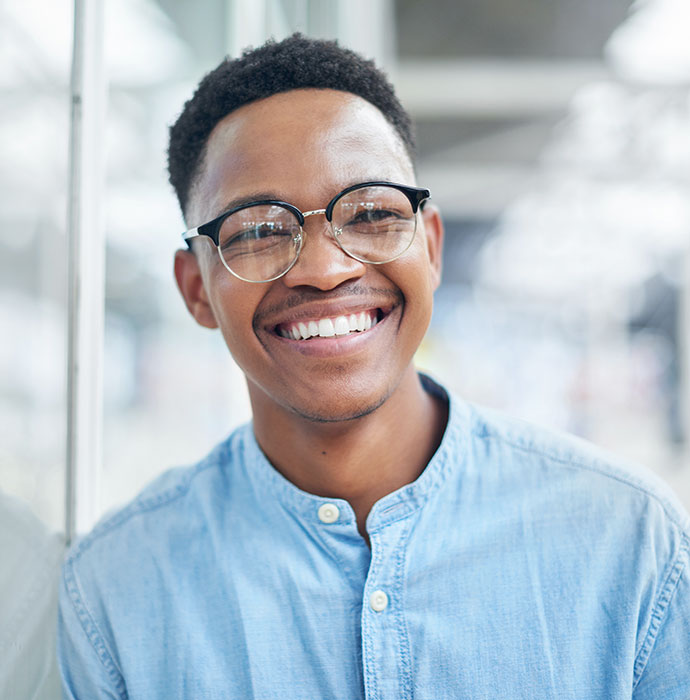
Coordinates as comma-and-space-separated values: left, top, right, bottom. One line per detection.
280, 311, 378, 339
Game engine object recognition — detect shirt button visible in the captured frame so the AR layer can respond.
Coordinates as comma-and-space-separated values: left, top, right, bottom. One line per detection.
317, 503, 340, 524
369, 590, 389, 612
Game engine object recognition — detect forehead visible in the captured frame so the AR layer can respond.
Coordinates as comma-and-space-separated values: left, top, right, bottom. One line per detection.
189, 89, 414, 223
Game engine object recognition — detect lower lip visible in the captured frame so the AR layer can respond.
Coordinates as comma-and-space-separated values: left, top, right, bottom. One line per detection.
266, 310, 394, 358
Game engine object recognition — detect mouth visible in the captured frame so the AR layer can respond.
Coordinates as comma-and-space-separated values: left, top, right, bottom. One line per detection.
273, 307, 388, 341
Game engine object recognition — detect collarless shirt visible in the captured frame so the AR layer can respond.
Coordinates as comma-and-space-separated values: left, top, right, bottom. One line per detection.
58, 378, 690, 699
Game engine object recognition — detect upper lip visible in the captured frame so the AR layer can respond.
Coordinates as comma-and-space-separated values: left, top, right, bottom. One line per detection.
254, 290, 402, 332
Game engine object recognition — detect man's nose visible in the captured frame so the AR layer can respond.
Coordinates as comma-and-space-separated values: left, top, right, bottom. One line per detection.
281, 213, 367, 290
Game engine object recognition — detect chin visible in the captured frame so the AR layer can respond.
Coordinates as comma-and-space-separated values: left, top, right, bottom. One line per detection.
270, 372, 395, 424
286, 392, 388, 424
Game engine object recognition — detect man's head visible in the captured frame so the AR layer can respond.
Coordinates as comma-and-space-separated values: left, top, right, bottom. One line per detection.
168, 33, 415, 219
171, 36, 443, 424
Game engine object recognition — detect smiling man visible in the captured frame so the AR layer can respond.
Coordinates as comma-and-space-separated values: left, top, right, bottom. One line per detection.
58, 35, 690, 699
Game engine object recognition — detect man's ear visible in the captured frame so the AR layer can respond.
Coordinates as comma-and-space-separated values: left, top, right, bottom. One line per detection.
174, 249, 219, 329
421, 203, 444, 290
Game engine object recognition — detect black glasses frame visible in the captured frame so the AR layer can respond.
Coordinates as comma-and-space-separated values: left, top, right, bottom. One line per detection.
181, 181, 430, 248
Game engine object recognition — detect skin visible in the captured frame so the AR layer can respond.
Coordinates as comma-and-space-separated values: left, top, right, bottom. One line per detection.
175, 89, 447, 540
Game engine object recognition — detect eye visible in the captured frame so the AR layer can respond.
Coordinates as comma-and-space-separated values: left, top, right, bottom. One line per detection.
341, 205, 408, 235
218, 220, 298, 265
221, 222, 289, 248
349, 208, 402, 224
231, 224, 284, 242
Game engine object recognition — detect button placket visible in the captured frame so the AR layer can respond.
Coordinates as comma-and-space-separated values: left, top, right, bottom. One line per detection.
361, 519, 415, 700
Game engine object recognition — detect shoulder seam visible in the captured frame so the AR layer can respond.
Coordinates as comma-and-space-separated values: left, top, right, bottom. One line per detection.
63, 557, 128, 699
474, 425, 690, 536
66, 453, 227, 563
632, 534, 690, 689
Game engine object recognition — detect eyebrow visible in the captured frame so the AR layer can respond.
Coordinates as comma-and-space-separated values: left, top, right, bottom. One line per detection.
212, 178, 393, 220
213, 192, 284, 219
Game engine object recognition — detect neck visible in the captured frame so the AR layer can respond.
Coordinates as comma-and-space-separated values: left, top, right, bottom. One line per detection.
249, 368, 448, 541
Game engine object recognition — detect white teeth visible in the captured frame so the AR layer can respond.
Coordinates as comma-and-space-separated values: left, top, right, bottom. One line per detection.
318, 318, 335, 337
281, 310, 380, 339
334, 316, 350, 335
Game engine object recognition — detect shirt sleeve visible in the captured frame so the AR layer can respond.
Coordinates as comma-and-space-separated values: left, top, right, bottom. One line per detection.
57, 558, 126, 700
633, 539, 690, 699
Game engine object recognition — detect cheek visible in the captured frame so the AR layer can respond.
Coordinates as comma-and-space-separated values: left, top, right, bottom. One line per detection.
403, 237, 436, 292
393, 248, 436, 330
206, 277, 262, 358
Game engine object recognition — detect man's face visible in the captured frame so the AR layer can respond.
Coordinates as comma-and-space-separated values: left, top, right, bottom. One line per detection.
176, 88, 443, 423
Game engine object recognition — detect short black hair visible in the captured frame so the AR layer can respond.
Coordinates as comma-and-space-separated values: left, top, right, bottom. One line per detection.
168, 33, 415, 216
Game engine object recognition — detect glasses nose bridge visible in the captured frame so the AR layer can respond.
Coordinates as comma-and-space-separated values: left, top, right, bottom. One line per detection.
299, 207, 336, 241
301, 207, 328, 223
291, 206, 351, 272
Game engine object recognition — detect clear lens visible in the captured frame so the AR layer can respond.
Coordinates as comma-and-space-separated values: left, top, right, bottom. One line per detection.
331, 185, 417, 263
218, 204, 301, 282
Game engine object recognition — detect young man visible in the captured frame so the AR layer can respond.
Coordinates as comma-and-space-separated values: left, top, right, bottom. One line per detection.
58, 35, 690, 698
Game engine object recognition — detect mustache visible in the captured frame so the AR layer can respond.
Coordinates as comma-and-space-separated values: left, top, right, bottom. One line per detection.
254, 284, 403, 326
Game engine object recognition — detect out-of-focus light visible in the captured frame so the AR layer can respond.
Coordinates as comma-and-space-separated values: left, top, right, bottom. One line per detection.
0, 0, 190, 89
0, 0, 72, 87
483, 0, 690, 306
105, 0, 191, 86
607, 0, 690, 86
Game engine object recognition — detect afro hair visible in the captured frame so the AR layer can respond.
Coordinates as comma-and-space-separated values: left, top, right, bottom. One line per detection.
167, 33, 415, 216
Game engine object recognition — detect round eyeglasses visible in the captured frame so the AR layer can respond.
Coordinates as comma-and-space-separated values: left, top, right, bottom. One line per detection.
181, 181, 431, 283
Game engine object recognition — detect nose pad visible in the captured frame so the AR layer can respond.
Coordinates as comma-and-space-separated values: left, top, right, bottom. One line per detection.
303, 216, 342, 252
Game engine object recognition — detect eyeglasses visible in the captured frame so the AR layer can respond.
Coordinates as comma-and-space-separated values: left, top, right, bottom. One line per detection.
181, 181, 430, 283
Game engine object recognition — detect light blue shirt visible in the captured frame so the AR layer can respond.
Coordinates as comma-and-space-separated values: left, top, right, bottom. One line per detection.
58, 378, 690, 699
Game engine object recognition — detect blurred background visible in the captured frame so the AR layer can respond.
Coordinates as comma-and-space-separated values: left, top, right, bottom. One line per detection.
2, 0, 690, 555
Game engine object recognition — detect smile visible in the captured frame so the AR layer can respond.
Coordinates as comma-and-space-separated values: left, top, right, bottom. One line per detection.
276, 309, 382, 340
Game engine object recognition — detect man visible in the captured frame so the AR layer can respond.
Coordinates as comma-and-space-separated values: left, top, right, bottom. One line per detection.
58, 35, 690, 698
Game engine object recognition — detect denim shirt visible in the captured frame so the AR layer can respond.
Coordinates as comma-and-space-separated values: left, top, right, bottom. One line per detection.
58, 379, 690, 699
